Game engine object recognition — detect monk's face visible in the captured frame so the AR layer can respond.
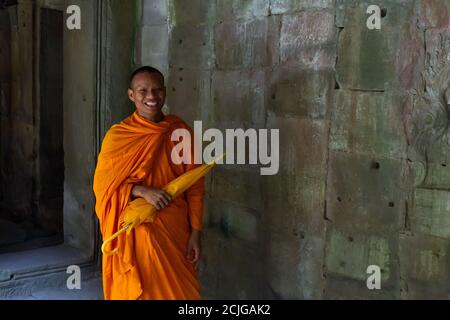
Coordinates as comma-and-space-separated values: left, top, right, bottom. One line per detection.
128, 72, 166, 121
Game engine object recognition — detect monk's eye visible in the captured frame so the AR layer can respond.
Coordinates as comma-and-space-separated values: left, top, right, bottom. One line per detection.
139, 90, 147, 94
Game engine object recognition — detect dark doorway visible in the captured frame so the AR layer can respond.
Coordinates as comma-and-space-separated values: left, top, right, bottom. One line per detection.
36, 8, 64, 246
0, 6, 64, 254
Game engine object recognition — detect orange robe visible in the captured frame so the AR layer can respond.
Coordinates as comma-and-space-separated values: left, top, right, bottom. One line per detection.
93, 111, 204, 300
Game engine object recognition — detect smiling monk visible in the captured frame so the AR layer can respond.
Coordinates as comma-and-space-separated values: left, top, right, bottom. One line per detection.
93, 66, 204, 300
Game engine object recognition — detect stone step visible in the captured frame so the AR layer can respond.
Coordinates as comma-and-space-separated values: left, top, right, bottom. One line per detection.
5, 277, 103, 300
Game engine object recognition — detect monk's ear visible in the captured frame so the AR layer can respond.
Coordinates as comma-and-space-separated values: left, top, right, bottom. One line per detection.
128, 88, 135, 103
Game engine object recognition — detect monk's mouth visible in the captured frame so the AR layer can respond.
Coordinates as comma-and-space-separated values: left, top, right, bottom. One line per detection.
144, 102, 159, 109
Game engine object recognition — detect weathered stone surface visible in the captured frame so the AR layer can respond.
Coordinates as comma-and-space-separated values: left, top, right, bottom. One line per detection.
100, 0, 137, 124
211, 69, 266, 127
336, 0, 416, 91
267, 113, 328, 179
263, 112, 328, 299
330, 90, 408, 159
325, 229, 393, 283
265, 231, 302, 299
324, 274, 398, 299
336, 0, 413, 27
327, 151, 406, 231
420, 137, 450, 189
296, 234, 326, 299
205, 230, 264, 299
158, 0, 450, 300
0, 270, 12, 283
142, 0, 167, 26
208, 200, 260, 243
265, 173, 326, 236
399, 233, 450, 299
169, 25, 213, 70
280, 11, 336, 68
265, 227, 326, 299
268, 67, 334, 119
409, 26, 450, 188
264, 114, 328, 236
212, 166, 263, 211
397, 22, 424, 91
412, 188, 450, 240
418, 0, 450, 29
400, 233, 449, 282
63, 0, 99, 254
141, 24, 168, 72
217, 0, 270, 22
270, 0, 334, 15
167, 68, 211, 125
215, 16, 279, 69
168, 0, 215, 27
198, 228, 222, 299
424, 27, 450, 90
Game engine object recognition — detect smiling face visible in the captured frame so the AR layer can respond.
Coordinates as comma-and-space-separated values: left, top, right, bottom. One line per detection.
128, 71, 166, 122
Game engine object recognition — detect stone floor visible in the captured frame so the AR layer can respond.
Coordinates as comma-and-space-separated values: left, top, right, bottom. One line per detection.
6, 277, 103, 300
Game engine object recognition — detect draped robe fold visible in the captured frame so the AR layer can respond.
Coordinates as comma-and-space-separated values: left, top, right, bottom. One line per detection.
93, 111, 204, 300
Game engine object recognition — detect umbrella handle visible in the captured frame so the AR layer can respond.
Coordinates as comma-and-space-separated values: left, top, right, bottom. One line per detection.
101, 224, 131, 256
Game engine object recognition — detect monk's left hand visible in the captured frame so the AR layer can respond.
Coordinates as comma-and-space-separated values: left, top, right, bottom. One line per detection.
186, 230, 201, 271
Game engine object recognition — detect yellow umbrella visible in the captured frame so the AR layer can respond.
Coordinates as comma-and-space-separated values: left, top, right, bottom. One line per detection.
101, 155, 223, 256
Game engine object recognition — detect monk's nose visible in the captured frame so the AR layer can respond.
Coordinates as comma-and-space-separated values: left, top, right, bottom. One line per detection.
148, 90, 159, 98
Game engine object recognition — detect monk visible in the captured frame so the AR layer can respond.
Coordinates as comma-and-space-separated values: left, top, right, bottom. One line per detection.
93, 66, 204, 300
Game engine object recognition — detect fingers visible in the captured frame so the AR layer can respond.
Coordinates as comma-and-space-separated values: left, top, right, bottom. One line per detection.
187, 247, 200, 263
160, 190, 172, 203
192, 249, 200, 271
149, 189, 172, 210
151, 197, 163, 210
186, 242, 201, 271
156, 190, 171, 208
192, 247, 199, 263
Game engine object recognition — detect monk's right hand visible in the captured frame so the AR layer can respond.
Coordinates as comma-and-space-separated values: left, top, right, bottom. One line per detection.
132, 186, 172, 210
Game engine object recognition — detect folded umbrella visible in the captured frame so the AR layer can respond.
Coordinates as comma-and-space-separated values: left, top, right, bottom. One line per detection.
101, 155, 223, 256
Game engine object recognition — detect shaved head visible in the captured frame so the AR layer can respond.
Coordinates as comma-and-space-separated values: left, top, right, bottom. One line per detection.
130, 66, 165, 89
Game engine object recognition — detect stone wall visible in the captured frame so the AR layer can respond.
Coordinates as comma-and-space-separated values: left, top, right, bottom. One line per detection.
62, 0, 99, 254
139, 0, 450, 299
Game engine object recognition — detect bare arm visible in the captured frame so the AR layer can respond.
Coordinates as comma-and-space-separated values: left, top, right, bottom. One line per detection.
186, 229, 201, 270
